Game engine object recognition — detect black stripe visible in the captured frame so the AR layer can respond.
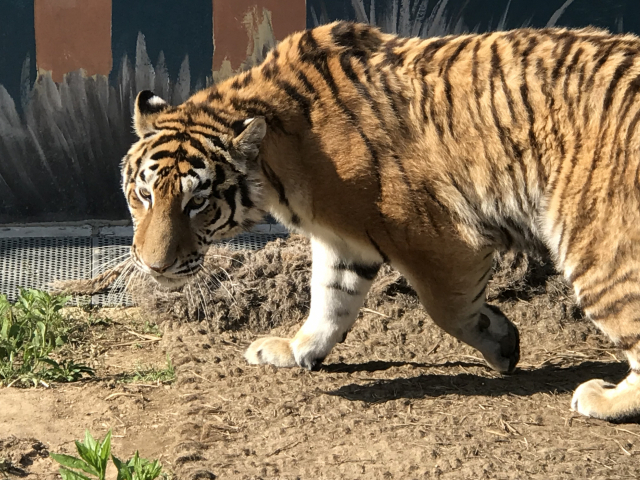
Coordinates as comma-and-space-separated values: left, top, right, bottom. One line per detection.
338, 51, 384, 128
366, 231, 389, 264
442, 38, 473, 135
472, 284, 486, 303
208, 208, 222, 229
430, 101, 445, 139
327, 282, 359, 296
261, 58, 280, 80
299, 30, 383, 200
422, 38, 451, 62
334, 261, 380, 281
588, 292, 640, 320
551, 32, 577, 82
185, 155, 206, 169
190, 134, 224, 153
184, 168, 201, 180
520, 37, 544, 185
584, 43, 616, 93
492, 42, 517, 123
447, 172, 475, 211
619, 107, 640, 183
580, 270, 638, 310
606, 73, 640, 195
380, 72, 408, 134
229, 97, 287, 133
471, 40, 483, 98
276, 79, 312, 124
241, 71, 253, 87
210, 164, 226, 192
603, 53, 634, 112
218, 185, 239, 231
198, 105, 233, 129
150, 149, 175, 161
296, 69, 316, 95
331, 22, 357, 48
420, 81, 430, 123
476, 266, 492, 286
207, 90, 222, 102
238, 176, 253, 208
197, 179, 212, 191
563, 47, 584, 123
490, 46, 529, 212
260, 161, 288, 206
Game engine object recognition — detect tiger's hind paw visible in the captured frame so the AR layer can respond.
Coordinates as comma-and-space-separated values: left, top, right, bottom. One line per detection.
572, 374, 640, 422
475, 305, 520, 374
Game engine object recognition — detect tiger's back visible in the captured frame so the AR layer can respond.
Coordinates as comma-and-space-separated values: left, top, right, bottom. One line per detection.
123, 22, 640, 422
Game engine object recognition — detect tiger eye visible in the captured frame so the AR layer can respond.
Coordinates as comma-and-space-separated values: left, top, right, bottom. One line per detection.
187, 196, 206, 211
138, 188, 151, 200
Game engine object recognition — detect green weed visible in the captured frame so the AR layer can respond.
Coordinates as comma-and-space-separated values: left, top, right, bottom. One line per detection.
0, 289, 94, 386
51, 430, 168, 480
118, 355, 175, 384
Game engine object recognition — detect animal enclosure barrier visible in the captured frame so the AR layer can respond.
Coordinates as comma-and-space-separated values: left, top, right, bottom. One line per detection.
0, 225, 287, 306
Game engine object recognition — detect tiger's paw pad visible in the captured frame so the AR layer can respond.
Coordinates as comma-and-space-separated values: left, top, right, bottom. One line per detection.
244, 337, 297, 368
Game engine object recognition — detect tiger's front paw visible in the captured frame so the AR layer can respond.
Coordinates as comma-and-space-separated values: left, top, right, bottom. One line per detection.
571, 374, 640, 422
245, 337, 298, 368
245, 335, 328, 370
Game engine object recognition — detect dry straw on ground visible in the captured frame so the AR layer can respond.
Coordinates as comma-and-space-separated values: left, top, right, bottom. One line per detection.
57, 234, 575, 337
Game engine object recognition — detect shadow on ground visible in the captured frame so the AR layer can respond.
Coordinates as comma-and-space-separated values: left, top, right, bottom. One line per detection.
325, 360, 628, 401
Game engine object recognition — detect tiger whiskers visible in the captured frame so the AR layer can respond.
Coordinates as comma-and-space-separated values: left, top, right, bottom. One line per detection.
200, 265, 240, 308
50, 256, 134, 296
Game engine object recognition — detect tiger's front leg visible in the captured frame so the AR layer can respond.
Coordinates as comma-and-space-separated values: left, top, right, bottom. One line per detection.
571, 321, 640, 421
245, 237, 381, 370
569, 258, 640, 422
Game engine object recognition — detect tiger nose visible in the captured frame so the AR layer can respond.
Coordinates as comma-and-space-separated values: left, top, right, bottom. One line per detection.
147, 259, 175, 273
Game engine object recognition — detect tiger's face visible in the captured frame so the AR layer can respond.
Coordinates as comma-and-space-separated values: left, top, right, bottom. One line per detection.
122, 91, 267, 288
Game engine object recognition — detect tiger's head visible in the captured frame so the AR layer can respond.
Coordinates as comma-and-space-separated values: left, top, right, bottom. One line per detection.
122, 90, 267, 289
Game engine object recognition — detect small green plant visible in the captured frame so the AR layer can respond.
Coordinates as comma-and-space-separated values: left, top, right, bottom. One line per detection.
140, 321, 161, 337
119, 355, 175, 384
51, 430, 166, 480
0, 289, 94, 386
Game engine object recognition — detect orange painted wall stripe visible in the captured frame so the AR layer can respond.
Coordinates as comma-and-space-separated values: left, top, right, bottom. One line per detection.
212, 0, 306, 72
34, 0, 112, 82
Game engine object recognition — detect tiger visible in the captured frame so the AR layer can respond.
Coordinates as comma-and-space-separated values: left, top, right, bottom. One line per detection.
121, 20, 640, 422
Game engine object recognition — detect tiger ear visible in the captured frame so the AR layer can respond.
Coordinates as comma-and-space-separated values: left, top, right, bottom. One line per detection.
230, 117, 267, 165
134, 90, 169, 137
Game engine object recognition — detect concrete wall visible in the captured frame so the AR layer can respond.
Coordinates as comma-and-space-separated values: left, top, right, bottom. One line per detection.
0, 0, 638, 223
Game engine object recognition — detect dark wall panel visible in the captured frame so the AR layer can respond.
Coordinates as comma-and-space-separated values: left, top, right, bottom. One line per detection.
0, 1, 36, 108
111, 0, 213, 90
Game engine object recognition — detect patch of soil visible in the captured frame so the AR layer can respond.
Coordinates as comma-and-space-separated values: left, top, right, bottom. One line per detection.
4, 236, 640, 479
0, 437, 47, 477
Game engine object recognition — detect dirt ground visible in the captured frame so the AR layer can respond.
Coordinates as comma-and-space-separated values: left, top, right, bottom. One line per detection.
3, 236, 640, 479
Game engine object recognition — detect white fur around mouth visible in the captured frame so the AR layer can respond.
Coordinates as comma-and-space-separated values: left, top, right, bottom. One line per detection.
150, 274, 191, 290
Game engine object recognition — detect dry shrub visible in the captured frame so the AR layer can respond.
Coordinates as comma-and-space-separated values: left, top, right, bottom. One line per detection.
130, 235, 570, 334
131, 235, 313, 332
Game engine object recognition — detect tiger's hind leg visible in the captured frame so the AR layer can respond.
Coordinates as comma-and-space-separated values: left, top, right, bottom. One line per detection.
401, 247, 520, 374
568, 251, 640, 421
245, 236, 382, 370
